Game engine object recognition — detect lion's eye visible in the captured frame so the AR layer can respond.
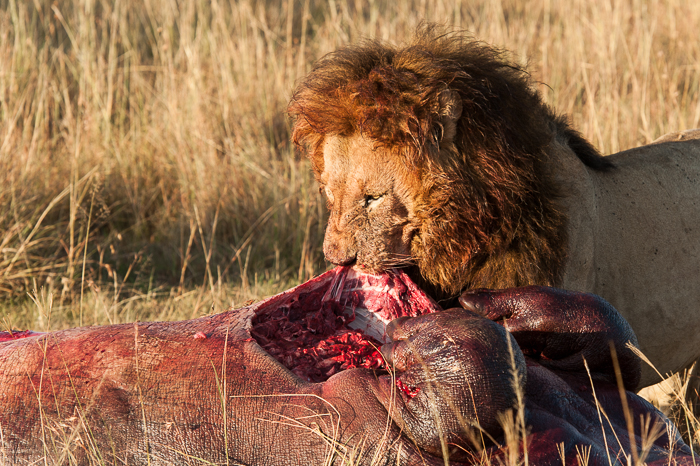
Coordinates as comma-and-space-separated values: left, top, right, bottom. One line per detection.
363, 193, 385, 209
322, 185, 334, 204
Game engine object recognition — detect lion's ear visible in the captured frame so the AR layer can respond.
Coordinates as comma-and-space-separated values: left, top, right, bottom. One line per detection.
436, 90, 462, 149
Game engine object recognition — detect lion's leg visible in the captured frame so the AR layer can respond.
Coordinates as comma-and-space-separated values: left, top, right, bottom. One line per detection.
641, 363, 700, 451
679, 362, 700, 449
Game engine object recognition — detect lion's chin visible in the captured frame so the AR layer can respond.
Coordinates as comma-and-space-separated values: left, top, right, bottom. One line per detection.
352, 258, 406, 275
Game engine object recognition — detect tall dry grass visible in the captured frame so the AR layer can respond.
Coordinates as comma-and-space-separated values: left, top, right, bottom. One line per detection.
2, 2, 700, 463
1, 0, 699, 333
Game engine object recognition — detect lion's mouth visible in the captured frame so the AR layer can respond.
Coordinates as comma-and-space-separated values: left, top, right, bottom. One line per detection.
249, 266, 442, 382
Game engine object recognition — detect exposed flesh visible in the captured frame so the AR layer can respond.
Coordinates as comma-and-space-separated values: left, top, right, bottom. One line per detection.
250, 266, 442, 382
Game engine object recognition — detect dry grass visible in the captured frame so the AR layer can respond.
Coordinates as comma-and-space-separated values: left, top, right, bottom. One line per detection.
1, 0, 699, 329
1, 0, 699, 462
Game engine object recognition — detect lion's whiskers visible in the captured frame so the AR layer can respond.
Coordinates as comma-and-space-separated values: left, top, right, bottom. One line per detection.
380, 253, 414, 269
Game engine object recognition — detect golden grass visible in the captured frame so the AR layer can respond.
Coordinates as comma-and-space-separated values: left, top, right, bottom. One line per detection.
1, 0, 699, 461
1, 0, 699, 329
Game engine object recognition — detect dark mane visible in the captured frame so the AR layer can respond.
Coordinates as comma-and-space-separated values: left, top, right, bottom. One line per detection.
289, 27, 611, 298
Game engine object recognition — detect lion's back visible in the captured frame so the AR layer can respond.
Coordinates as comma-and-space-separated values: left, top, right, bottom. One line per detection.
577, 133, 700, 384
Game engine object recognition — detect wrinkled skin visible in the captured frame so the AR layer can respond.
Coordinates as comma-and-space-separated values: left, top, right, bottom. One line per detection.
459, 286, 641, 390
378, 309, 526, 460
0, 269, 695, 465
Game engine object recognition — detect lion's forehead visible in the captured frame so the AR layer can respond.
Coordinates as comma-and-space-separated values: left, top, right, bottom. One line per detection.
321, 133, 403, 195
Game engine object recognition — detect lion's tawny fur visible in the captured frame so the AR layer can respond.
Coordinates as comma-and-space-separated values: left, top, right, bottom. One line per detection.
289, 28, 610, 300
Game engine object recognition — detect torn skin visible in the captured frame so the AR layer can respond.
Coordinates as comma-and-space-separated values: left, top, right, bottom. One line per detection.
250, 266, 442, 382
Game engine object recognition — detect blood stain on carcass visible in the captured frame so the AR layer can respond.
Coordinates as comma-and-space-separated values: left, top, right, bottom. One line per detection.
0, 330, 44, 342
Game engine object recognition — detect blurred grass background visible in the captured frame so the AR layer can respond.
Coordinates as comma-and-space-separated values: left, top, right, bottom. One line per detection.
1, 0, 698, 331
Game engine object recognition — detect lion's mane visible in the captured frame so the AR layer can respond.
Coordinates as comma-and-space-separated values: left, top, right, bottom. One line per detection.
289, 27, 611, 299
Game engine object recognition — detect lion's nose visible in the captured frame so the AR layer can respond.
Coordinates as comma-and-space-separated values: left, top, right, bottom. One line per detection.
330, 255, 356, 266
323, 239, 357, 266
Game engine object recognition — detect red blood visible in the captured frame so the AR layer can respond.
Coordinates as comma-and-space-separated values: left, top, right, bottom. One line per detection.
193, 332, 207, 340
396, 379, 420, 398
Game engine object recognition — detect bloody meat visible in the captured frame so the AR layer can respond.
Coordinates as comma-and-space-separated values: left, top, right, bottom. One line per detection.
250, 266, 442, 382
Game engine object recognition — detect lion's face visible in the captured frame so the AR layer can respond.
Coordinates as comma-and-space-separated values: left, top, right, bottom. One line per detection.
319, 133, 421, 272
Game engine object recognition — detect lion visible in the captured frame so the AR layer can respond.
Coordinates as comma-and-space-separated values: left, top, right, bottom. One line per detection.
287, 28, 700, 388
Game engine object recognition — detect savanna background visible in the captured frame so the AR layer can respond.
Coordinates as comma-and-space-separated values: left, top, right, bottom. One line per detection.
1, 0, 700, 454
3, 0, 698, 329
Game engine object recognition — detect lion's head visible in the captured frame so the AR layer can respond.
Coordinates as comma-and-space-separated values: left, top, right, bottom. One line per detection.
288, 27, 607, 301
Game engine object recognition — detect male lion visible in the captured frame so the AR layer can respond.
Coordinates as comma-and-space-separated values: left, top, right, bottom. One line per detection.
288, 29, 700, 388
